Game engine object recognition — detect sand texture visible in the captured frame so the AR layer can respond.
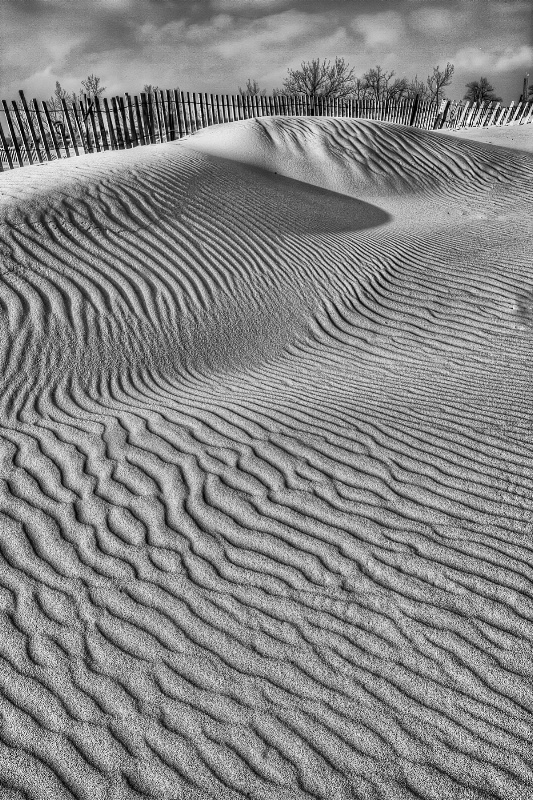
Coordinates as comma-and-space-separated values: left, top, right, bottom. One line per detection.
0, 118, 532, 800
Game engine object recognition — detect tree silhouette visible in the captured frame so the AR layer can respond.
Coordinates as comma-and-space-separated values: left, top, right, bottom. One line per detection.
281, 58, 356, 99
79, 74, 106, 101
238, 79, 266, 96
463, 77, 501, 103
45, 81, 75, 143
405, 75, 431, 101
362, 66, 395, 101
427, 63, 454, 105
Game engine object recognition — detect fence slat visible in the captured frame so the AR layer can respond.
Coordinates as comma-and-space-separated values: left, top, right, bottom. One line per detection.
68, 102, 85, 153
92, 97, 108, 151
190, 92, 199, 131
124, 93, 137, 146
131, 96, 144, 145
409, 95, 419, 127
11, 99, 36, 164
40, 101, 62, 160
521, 100, 533, 125
0, 114, 13, 169
198, 92, 207, 128
60, 98, 77, 157
118, 96, 132, 147
166, 90, 175, 140
78, 99, 91, 152
19, 91, 43, 163
509, 102, 523, 126
185, 92, 192, 132
139, 94, 151, 143
110, 97, 123, 147
2, 102, 24, 167
181, 92, 190, 134
151, 92, 159, 140
31, 100, 52, 162
173, 90, 183, 137
86, 96, 101, 152
102, 98, 116, 149
159, 90, 172, 142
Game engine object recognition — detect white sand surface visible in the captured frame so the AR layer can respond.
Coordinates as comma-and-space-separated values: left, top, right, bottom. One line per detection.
0, 118, 532, 799
438, 121, 533, 152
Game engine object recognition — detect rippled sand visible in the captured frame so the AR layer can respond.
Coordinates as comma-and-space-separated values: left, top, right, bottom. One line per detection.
0, 119, 532, 799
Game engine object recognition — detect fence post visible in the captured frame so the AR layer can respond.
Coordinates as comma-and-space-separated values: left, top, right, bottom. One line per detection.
117, 96, 131, 147
125, 93, 138, 146
523, 100, 533, 124
87, 95, 102, 152
93, 97, 109, 151
175, 90, 185, 136
140, 94, 151, 143
69, 101, 87, 153
40, 101, 62, 159
60, 98, 77, 156
185, 92, 193, 131
179, 91, 189, 135
0, 114, 12, 170
409, 94, 420, 126
85, 95, 102, 153
102, 98, 117, 148
11, 99, 36, 164
2, 102, 24, 167
31, 99, 52, 162
190, 92, 200, 131
18, 91, 43, 163
111, 97, 124, 147
132, 96, 145, 145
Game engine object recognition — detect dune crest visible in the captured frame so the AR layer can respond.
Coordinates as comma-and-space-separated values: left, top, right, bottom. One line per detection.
0, 118, 532, 799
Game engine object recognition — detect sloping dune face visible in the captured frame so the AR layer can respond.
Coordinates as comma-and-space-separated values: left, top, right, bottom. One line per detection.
0, 119, 532, 800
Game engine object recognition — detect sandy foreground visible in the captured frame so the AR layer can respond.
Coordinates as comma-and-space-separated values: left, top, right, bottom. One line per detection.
0, 118, 532, 800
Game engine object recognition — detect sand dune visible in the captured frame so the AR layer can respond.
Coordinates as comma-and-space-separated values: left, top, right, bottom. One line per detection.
0, 118, 532, 799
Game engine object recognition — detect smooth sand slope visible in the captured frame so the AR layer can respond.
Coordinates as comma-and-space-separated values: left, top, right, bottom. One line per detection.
440, 123, 533, 153
0, 118, 532, 800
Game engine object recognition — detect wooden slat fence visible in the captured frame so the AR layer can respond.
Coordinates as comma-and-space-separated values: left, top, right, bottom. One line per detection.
1, 90, 532, 170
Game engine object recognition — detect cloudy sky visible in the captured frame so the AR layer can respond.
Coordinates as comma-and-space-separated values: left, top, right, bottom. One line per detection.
1, 0, 532, 103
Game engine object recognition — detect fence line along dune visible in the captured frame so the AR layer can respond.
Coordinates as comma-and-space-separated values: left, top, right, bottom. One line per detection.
0, 116, 532, 799
1, 88, 533, 169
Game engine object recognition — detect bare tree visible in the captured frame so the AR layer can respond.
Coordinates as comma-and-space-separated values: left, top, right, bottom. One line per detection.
463, 77, 501, 104
427, 63, 454, 106
79, 74, 106, 101
44, 81, 74, 142
282, 58, 356, 99
352, 77, 370, 101
361, 65, 395, 101
239, 78, 266, 96
405, 75, 432, 101
387, 77, 409, 101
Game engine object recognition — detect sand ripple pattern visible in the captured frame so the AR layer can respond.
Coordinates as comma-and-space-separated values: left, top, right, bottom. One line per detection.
0, 119, 532, 799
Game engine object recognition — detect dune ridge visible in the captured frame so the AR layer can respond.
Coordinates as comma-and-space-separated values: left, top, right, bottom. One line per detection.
0, 118, 532, 799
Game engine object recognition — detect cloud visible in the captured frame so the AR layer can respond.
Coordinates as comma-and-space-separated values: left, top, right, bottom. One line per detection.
454, 44, 533, 73
211, 0, 290, 10
351, 12, 405, 48
408, 7, 455, 34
